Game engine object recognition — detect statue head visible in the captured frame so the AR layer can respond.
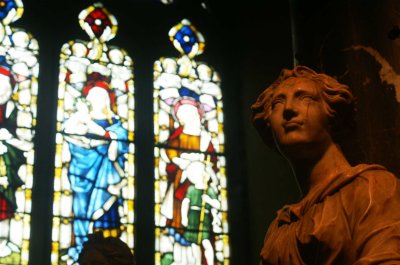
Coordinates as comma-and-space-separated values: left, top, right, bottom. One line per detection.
78, 232, 135, 265
251, 65, 355, 152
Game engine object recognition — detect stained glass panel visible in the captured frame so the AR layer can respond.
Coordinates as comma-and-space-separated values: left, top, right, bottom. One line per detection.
154, 19, 229, 265
51, 3, 135, 264
0, 0, 39, 264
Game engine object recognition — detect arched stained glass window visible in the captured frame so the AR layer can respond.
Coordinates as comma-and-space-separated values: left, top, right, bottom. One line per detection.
0, 0, 39, 264
51, 3, 135, 264
154, 19, 229, 265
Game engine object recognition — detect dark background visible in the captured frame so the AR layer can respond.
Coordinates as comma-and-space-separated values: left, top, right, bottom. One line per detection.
236, 1, 299, 264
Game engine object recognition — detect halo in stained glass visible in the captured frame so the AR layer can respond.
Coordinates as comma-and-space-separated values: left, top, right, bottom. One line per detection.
0, 0, 23, 25
169, 19, 205, 58
78, 2, 118, 42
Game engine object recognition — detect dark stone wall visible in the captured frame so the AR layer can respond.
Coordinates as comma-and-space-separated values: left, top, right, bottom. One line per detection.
291, 0, 400, 176
237, 1, 298, 264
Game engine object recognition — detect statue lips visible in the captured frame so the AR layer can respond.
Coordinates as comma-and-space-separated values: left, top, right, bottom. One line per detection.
282, 120, 303, 132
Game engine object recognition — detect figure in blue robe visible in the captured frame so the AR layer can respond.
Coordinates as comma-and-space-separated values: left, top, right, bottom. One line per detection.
63, 82, 128, 261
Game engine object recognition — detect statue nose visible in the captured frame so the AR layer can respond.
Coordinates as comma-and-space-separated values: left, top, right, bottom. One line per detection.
283, 100, 298, 120
283, 108, 297, 120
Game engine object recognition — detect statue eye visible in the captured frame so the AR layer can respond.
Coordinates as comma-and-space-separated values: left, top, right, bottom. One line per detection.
300, 94, 315, 102
271, 98, 284, 109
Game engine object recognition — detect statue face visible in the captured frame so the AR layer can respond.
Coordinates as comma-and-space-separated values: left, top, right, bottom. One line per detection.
268, 77, 332, 153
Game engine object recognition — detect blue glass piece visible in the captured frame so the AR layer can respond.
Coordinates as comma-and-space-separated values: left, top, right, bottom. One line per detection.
0, 55, 10, 67
178, 87, 200, 100
174, 26, 198, 55
0, 0, 17, 20
93, 201, 122, 229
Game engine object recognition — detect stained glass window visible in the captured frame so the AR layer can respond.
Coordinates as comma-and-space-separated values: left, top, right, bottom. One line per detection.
51, 3, 135, 264
154, 19, 229, 265
0, 0, 39, 264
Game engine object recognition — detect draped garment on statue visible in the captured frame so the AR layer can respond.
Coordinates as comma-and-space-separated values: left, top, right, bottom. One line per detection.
260, 164, 400, 265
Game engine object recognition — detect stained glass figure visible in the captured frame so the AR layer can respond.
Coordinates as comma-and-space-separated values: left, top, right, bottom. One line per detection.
0, 0, 39, 264
154, 19, 229, 265
51, 3, 135, 265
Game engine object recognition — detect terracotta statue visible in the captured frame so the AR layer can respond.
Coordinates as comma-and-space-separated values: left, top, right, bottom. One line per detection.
251, 65, 400, 264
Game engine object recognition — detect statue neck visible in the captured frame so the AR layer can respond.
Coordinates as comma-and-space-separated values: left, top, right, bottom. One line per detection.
289, 142, 351, 196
